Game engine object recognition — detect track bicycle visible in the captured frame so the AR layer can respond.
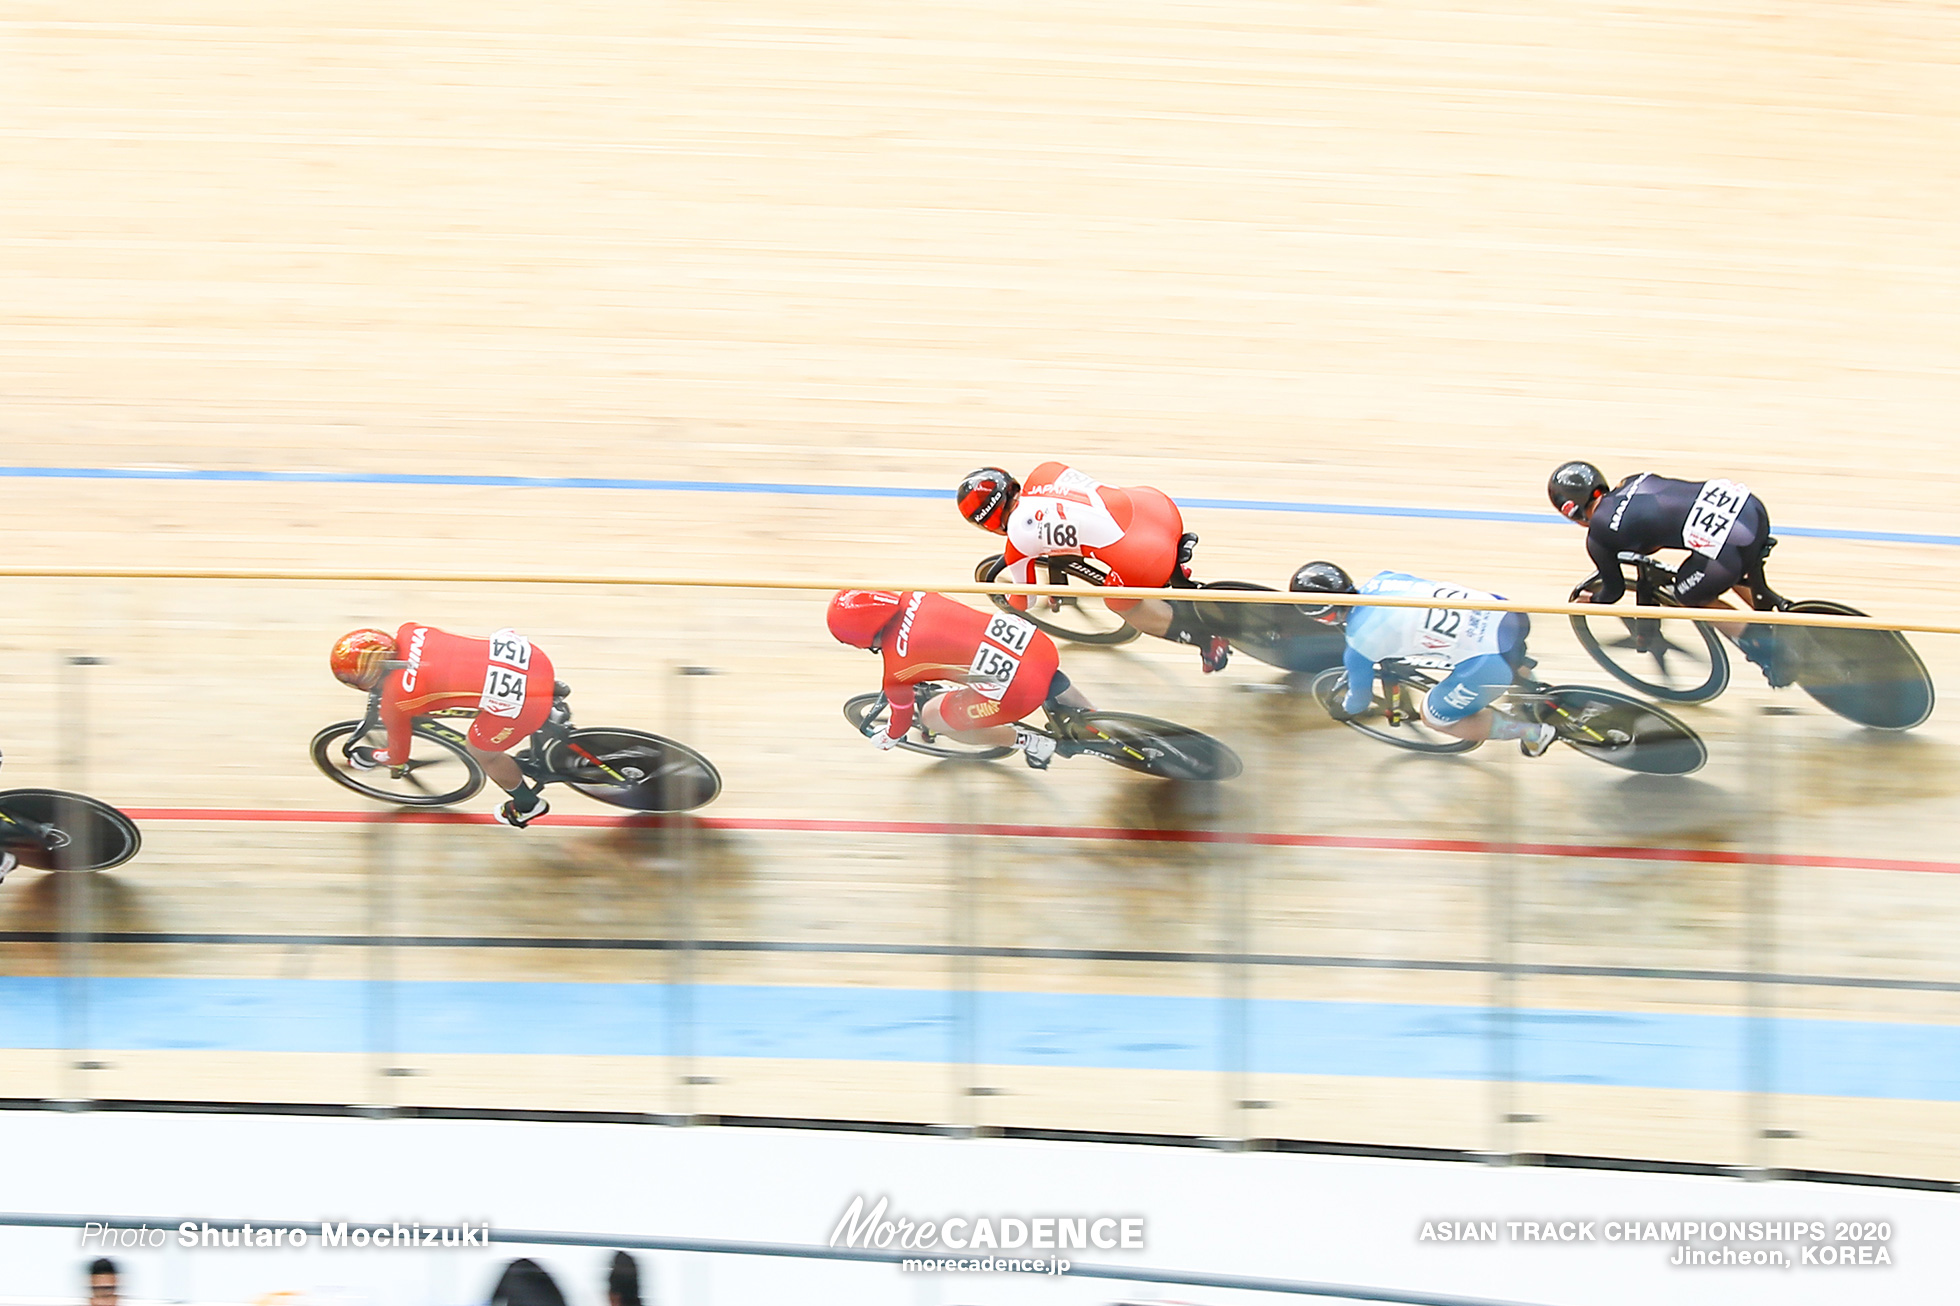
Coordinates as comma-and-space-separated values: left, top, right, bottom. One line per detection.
0, 788, 143, 873
311, 681, 722, 812
1570, 550, 1934, 730
974, 553, 1347, 675
1308, 660, 1708, 775
842, 683, 1243, 782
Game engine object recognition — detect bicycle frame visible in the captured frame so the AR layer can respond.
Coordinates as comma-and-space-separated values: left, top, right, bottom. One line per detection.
344, 686, 639, 790
1603, 546, 1787, 614
1373, 660, 1626, 750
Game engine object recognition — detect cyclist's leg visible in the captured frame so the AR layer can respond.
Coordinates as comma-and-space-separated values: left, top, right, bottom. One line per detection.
1676, 498, 1766, 638
468, 653, 557, 822
1420, 652, 1522, 744
1044, 668, 1093, 712
926, 644, 1063, 751
922, 687, 1017, 746
1094, 487, 1183, 636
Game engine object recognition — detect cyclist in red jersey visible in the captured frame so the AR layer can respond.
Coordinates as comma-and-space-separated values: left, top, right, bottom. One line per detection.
956, 462, 1230, 672
329, 624, 559, 827
827, 590, 1093, 768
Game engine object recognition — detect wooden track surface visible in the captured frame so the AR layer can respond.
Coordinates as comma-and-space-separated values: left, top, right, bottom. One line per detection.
3, 0, 1959, 1176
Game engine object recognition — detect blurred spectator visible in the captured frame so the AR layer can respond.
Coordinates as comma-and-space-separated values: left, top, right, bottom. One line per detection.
488, 1257, 567, 1306
86, 1257, 119, 1306
606, 1250, 644, 1306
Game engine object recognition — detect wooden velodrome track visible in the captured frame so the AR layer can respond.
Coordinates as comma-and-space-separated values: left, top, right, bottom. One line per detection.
3, 0, 1959, 1180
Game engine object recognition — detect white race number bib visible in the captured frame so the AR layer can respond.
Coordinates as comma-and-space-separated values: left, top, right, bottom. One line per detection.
480, 628, 533, 717
1684, 480, 1749, 557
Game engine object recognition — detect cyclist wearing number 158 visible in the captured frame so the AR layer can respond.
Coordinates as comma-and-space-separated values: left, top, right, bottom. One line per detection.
827, 590, 1094, 768
329, 624, 559, 827
1548, 462, 1784, 684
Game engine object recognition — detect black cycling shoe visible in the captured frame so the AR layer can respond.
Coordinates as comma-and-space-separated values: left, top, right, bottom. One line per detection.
1737, 625, 1797, 689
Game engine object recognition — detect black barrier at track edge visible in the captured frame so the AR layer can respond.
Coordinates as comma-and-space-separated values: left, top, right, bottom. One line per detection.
2, 930, 1955, 994
0, 1210, 1547, 1305
0, 1099, 1953, 1193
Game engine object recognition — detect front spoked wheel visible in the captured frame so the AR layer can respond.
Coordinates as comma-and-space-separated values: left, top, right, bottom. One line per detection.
1307, 668, 1480, 755
1060, 710, 1243, 781
542, 728, 723, 811
1537, 686, 1707, 775
1568, 584, 1729, 703
842, 693, 1014, 761
976, 554, 1141, 646
310, 720, 486, 807
1777, 601, 1935, 730
0, 789, 142, 872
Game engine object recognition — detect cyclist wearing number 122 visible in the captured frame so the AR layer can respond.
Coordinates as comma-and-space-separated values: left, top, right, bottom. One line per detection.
329, 624, 560, 827
1297, 566, 1557, 756
827, 590, 1094, 768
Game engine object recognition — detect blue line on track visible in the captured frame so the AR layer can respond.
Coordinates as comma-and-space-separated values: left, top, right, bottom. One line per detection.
6, 465, 1955, 548
4, 978, 1956, 1101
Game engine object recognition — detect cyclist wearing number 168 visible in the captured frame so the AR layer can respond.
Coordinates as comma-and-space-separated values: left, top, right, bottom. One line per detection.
957, 463, 1230, 673
827, 590, 1094, 768
1548, 462, 1784, 684
329, 624, 559, 827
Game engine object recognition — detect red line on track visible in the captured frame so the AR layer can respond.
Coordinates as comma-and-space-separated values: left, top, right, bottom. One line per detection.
121, 808, 1960, 878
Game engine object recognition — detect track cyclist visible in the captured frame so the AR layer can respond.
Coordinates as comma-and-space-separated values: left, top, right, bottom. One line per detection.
1548, 461, 1787, 684
827, 589, 1095, 768
329, 624, 560, 827
956, 462, 1230, 672
1291, 562, 1560, 756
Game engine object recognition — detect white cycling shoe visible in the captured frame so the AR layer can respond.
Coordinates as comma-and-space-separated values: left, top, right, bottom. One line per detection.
495, 795, 550, 829
1519, 723, 1558, 758
1015, 727, 1057, 770
0, 849, 16, 885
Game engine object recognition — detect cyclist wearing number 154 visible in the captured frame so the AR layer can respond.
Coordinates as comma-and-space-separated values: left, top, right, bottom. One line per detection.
827, 590, 1094, 769
329, 624, 559, 827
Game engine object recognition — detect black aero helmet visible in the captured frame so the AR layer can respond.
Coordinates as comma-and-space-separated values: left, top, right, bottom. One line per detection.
956, 466, 1019, 534
1548, 460, 1609, 522
1289, 559, 1356, 621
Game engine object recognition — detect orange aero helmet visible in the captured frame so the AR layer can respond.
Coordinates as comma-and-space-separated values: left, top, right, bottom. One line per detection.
330, 628, 396, 689
956, 467, 1019, 535
827, 590, 904, 650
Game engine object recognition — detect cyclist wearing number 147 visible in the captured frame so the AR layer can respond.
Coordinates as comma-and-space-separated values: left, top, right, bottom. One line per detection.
1549, 462, 1786, 685
827, 590, 1094, 768
329, 624, 559, 827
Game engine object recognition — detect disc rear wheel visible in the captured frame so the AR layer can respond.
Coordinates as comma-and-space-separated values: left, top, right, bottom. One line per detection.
0, 789, 142, 872
1782, 600, 1934, 731
1061, 710, 1242, 781
543, 728, 723, 811
1537, 685, 1707, 775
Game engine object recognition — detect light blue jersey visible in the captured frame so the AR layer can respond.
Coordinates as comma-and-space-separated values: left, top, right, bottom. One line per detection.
1341, 572, 1520, 721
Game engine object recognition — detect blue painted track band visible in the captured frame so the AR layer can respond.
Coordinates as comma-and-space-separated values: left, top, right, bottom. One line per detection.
3, 465, 1953, 547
